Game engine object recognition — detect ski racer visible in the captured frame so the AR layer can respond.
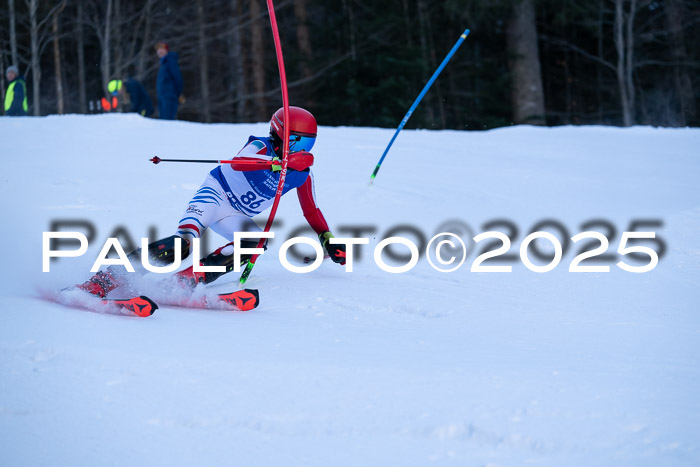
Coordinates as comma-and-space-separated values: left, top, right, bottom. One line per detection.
78, 106, 347, 298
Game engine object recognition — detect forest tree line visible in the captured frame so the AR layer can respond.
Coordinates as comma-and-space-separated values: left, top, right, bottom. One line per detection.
1, 0, 698, 129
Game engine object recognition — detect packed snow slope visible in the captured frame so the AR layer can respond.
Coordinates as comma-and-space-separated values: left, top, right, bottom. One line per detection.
1, 114, 699, 466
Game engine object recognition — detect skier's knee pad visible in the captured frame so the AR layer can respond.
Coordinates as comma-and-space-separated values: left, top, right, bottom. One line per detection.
214, 239, 266, 256
128, 235, 191, 266
195, 240, 266, 284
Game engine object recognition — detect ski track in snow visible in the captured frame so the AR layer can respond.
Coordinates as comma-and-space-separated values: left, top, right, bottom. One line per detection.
1, 114, 699, 466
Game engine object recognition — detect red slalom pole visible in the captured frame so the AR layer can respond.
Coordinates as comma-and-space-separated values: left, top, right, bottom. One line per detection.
239, 0, 290, 285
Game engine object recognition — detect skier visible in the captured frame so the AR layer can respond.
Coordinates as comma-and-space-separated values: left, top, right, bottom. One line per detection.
78, 106, 347, 298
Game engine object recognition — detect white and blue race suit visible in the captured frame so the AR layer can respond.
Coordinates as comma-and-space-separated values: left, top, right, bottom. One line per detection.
176, 136, 330, 244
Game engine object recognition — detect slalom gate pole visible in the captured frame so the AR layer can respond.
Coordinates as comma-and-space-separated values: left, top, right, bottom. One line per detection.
369, 28, 470, 184
239, 0, 290, 286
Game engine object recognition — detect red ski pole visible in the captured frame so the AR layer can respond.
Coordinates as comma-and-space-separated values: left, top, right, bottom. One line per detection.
239, 0, 290, 285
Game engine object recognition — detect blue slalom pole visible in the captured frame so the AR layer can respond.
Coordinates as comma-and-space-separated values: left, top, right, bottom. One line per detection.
369, 28, 470, 184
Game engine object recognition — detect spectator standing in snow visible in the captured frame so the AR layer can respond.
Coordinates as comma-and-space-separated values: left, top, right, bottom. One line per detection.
4, 66, 28, 116
155, 41, 183, 120
113, 78, 154, 117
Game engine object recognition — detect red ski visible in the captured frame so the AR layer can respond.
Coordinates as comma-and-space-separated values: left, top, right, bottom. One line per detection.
105, 296, 159, 317
157, 288, 260, 311
39, 289, 158, 318
217, 289, 260, 311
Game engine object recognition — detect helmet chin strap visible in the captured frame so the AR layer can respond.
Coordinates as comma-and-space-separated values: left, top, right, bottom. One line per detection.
270, 130, 283, 157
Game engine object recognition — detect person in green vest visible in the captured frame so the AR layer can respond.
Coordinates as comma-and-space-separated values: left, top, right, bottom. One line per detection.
4, 66, 28, 116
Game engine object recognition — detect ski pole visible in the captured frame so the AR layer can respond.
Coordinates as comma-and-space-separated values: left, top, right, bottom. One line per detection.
150, 156, 274, 170
369, 28, 470, 184
150, 156, 220, 164
239, 0, 290, 286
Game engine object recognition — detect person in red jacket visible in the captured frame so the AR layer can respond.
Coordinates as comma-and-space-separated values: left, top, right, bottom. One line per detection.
79, 106, 346, 297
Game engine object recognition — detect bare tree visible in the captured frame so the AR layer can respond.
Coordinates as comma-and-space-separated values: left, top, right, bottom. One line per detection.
507, 0, 546, 125
294, 0, 313, 80
113, 0, 123, 85
249, 0, 267, 121
22, 0, 68, 115
0, 46, 5, 107
540, 0, 657, 126
82, 0, 115, 99
421, 0, 446, 127
136, 0, 155, 80
229, 0, 247, 121
196, 0, 211, 122
76, 1, 87, 113
101, 0, 113, 97
614, 0, 638, 126
614, 0, 630, 125
401, 0, 413, 48
341, 0, 357, 61
293, 0, 313, 107
52, 2, 67, 114
0, 5, 7, 102
27, 0, 40, 115
596, 0, 605, 122
664, 0, 697, 125
417, 0, 436, 124
9, 0, 19, 66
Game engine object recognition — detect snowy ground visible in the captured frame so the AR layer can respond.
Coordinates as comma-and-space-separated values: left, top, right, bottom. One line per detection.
1, 114, 699, 466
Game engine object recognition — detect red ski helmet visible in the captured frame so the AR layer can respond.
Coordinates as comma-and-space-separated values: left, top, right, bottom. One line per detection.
270, 106, 317, 154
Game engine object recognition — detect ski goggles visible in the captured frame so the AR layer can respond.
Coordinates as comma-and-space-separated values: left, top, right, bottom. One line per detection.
288, 134, 316, 153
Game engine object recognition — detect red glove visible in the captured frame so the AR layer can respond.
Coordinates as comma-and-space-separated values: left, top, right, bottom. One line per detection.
282, 151, 314, 171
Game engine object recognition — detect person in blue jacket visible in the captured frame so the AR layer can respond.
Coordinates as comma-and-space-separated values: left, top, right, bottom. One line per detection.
155, 41, 183, 120
123, 78, 154, 117
4, 66, 28, 116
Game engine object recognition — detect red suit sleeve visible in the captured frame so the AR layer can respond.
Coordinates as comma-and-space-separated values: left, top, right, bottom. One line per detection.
297, 172, 330, 235
229, 153, 314, 172
228, 156, 271, 171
